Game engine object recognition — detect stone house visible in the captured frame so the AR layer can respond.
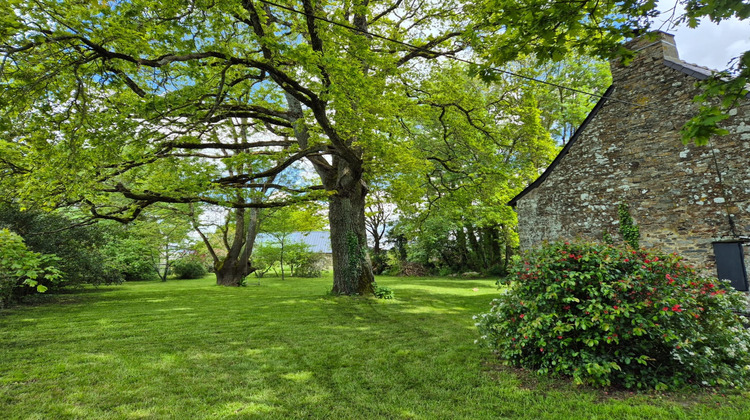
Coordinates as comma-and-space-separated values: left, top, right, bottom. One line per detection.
509, 32, 750, 290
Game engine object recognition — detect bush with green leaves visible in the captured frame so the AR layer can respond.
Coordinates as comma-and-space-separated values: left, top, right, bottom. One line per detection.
0, 229, 62, 308
373, 283, 394, 300
0, 204, 123, 287
287, 243, 325, 278
170, 256, 207, 279
475, 241, 750, 390
103, 237, 158, 282
251, 243, 281, 278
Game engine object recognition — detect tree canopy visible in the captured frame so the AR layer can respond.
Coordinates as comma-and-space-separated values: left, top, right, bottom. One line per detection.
1, 0, 746, 293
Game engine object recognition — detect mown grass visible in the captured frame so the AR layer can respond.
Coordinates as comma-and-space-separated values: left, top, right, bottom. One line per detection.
1, 274, 749, 419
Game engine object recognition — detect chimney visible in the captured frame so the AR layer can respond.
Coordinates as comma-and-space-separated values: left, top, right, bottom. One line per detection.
610, 31, 680, 77
624, 31, 680, 62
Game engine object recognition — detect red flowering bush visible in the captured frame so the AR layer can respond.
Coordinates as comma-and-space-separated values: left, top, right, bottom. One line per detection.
475, 241, 750, 390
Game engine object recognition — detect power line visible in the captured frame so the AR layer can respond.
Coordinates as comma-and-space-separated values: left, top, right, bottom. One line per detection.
257, 0, 659, 111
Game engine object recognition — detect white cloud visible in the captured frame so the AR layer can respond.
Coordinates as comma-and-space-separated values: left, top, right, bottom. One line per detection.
655, 1, 750, 71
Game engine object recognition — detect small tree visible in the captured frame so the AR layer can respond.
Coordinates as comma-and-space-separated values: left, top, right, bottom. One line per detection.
0, 229, 61, 308
252, 243, 282, 278
259, 205, 325, 280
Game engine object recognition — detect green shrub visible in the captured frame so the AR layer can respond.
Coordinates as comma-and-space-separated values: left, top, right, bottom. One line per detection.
171, 257, 207, 279
475, 241, 750, 390
0, 204, 123, 287
373, 283, 394, 299
287, 243, 325, 278
252, 243, 281, 278
105, 237, 158, 282
0, 229, 62, 308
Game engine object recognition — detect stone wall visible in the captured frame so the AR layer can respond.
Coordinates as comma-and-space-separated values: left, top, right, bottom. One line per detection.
515, 32, 750, 274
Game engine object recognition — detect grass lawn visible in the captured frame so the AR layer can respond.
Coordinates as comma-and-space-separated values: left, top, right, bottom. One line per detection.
1, 274, 749, 419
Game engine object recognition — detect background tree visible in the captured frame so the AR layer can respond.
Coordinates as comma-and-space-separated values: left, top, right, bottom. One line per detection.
259, 204, 326, 280
181, 121, 294, 286
130, 209, 195, 282
387, 63, 558, 275
364, 189, 393, 274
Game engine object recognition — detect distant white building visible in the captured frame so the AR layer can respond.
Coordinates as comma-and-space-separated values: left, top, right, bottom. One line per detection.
255, 231, 333, 269
255, 231, 332, 254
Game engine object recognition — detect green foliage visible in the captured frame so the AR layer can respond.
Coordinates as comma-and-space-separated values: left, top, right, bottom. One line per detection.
171, 257, 207, 280
251, 243, 282, 278
382, 251, 403, 276
286, 243, 325, 278
0, 229, 61, 308
617, 203, 640, 249
103, 236, 158, 282
388, 63, 557, 275
0, 204, 123, 287
369, 249, 389, 275
373, 283, 395, 300
346, 232, 366, 283
476, 242, 750, 390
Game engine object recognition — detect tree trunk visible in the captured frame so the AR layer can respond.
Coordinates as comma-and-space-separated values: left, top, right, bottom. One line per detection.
215, 257, 251, 286
466, 223, 485, 270
284, 92, 374, 295
328, 182, 375, 295
455, 227, 469, 270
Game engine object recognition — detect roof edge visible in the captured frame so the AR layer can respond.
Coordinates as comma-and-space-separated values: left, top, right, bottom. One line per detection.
507, 85, 615, 207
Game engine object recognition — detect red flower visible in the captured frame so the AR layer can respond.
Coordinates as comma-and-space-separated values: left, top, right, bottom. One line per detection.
539, 348, 544, 352
624, 258, 630, 262
672, 304, 682, 312
557, 336, 563, 339
662, 307, 669, 311
519, 314, 525, 319
613, 305, 618, 310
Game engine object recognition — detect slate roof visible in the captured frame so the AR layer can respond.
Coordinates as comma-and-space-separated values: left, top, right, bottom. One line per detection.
663, 58, 714, 80
255, 231, 332, 253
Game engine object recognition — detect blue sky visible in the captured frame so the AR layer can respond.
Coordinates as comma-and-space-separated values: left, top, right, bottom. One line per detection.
655, 1, 750, 71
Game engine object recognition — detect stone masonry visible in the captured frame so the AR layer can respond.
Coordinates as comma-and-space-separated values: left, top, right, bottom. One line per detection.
510, 32, 750, 275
